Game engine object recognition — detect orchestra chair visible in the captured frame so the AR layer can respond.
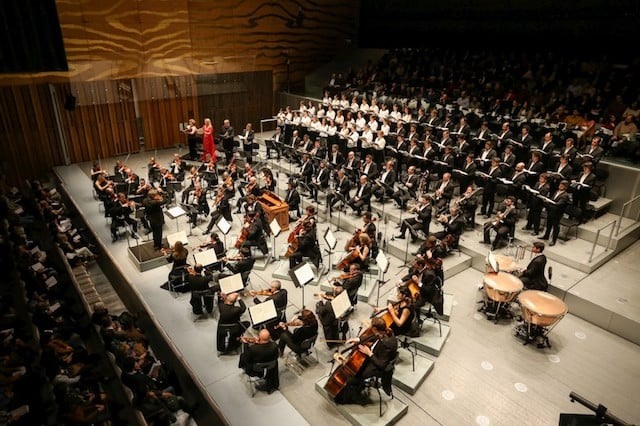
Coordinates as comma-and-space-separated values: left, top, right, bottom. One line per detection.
363, 352, 400, 417
285, 333, 319, 374
559, 205, 582, 241
216, 323, 242, 355
167, 266, 190, 296
191, 290, 216, 322
245, 359, 279, 396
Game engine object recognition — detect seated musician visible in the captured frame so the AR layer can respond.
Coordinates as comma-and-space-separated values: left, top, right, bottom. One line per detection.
372, 160, 396, 201
432, 172, 454, 214
383, 287, 416, 337
288, 221, 321, 269
147, 156, 162, 180
109, 192, 140, 242
236, 177, 259, 213
361, 212, 378, 258
135, 178, 151, 199
327, 263, 363, 306
431, 206, 466, 250
94, 174, 114, 201
518, 242, 548, 291
285, 180, 302, 220
333, 317, 398, 404
164, 240, 189, 271
217, 292, 249, 353
261, 168, 276, 193
205, 187, 232, 234
277, 309, 318, 358
315, 287, 351, 349
251, 280, 288, 314
216, 247, 255, 287
124, 168, 139, 192
188, 264, 214, 315
360, 154, 378, 180
90, 162, 106, 182
342, 151, 361, 182
457, 185, 479, 228
392, 165, 419, 210
239, 211, 269, 255
266, 126, 283, 160
297, 154, 315, 187
327, 169, 351, 214
481, 196, 518, 251
169, 153, 185, 180
327, 144, 344, 171
342, 233, 371, 273
347, 175, 372, 216
395, 195, 432, 242
238, 329, 279, 393
187, 184, 209, 226
309, 160, 330, 202
198, 232, 226, 260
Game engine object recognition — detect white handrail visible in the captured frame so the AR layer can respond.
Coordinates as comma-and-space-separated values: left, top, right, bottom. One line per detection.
616, 193, 640, 236
589, 219, 616, 263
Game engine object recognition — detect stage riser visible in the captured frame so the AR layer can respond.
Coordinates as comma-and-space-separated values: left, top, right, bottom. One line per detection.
315, 378, 408, 426
392, 349, 434, 395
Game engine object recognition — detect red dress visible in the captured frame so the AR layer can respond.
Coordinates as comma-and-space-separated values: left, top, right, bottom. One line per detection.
202, 124, 217, 162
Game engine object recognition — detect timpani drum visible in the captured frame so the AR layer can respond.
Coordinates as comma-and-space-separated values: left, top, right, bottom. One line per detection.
483, 272, 524, 303
518, 290, 568, 328
491, 254, 520, 273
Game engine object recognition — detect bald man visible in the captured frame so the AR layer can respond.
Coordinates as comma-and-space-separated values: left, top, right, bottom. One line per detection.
238, 329, 279, 393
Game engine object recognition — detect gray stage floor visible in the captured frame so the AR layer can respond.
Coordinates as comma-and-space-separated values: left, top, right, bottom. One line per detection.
55, 146, 640, 426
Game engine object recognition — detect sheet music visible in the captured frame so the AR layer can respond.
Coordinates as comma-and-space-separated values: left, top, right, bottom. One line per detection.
375, 251, 389, 273
167, 231, 189, 247
269, 219, 282, 237
194, 249, 218, 266
219, 273, 244, 294
45, 276, 58, 288
487, 251, 499, 273
331, 290, 352, 319
248, 299, 278, 326
324, 228, 337, 250
292, 262, 315, 287
167, 206, 186, 218
216, 217, 232, 235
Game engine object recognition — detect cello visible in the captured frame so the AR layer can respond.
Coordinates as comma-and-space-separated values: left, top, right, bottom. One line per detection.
324, 314, 395, 399
235, 214, 254, 249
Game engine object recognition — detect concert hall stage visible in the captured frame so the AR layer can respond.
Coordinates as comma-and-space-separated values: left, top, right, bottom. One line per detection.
53, 144, 640, 426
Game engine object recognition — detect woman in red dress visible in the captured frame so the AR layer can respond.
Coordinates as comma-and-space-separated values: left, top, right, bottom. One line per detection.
202, 118, 217, 163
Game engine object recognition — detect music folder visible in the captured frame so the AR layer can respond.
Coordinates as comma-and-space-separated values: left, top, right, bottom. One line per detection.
194, 248, 217, 267
219, 273, 244, 294
537, 195, 556, 204
216, 217, 232, 235
269, 218, 282, 237
375, 251, 389, 274
324, 228, 337, 251
289, 262, 315, 288
166, 206, 186, 219
522, 185, 539, 195
330, 290, 352, 319
248, 299, 278, 327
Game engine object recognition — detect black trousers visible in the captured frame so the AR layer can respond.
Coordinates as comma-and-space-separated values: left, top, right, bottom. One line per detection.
151, 222, 163, 249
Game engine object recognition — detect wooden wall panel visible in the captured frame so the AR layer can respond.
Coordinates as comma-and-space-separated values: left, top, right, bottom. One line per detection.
0, 85, 65, 187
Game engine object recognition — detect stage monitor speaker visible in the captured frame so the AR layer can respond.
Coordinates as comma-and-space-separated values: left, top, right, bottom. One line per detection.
64, 95, 77, 111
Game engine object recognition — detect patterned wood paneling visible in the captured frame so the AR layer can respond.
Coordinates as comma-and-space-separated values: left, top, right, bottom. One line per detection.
0, 85, 65, 187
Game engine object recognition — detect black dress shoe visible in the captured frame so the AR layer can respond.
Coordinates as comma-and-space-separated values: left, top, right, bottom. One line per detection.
548, 241, 556, 246
479, 240, 489, 245
521, 226, 531, 231
396, 234, 406, 239
538, 235, 548, 240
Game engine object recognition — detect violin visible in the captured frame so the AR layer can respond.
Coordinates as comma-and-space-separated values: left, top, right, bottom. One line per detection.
239, 334, 260, 344
244, 288, 274, 297
275, 319, 303, 330
329, 271, 359, 283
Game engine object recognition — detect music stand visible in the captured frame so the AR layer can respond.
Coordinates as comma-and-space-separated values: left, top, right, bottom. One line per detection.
374, 250, 390, 307
194, 248, 218, 269
167, 230, 189, 248
331, 191, 348, 232
269, 219, 282, 262
289, 261, 315, 311
248, 299, 278, 329
215, 217, 232, 252
165, 205, 186, 232
323, 228, 337, 277
219, 273, 245, 295
180, 203, 197, 236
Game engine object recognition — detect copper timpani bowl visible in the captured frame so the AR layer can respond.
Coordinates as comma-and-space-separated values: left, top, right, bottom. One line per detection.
483, 272, 524, 303
518, 290, 568, 327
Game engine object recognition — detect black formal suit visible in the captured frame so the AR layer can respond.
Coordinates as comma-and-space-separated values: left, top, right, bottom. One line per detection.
525, 181, 549, 233
572, 171, 597, 212
189, 274, 213, 315
373, 168, 396, 200
456, 161, 476, 192
433, 179, 454, 210
515, 134, 534, 162
526, 160, 545, 181
220, 125, 235, 164
286, 188, 301, 217
561, 146, 578, 164
328, 176, 351, 211
278, 323, 318, 356
217, 299, 248, 352
267, 131, 284, 159
509, 170, 527, 197
343, 158, 361, 181
243, 218, 268, 255
502, 152, 516, 170
520, 254, 548, 291
392, 173, 419, 208
142, 196, 166, 250
337, 272, 363, 305
481, 166, 502, 216
238, 340, 279, 391
542, 190, 571, 243
289, 228, 321, 269
327, 151, 345, 168
109, 201, 138, 240
206, 196, 232, 233
310, 167, 330, 201
556, 164, 574, 182
361, 161, 378, 180
455, 141, 471, 166
348, 182, 372, 215
299, 160, 314, 185
400, 203, 432, 241
483, 204, 517, 249
495, 130, 514, 151
454, 124, 471, 138
432, 213, 465, 245
477, 148, 497, 172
